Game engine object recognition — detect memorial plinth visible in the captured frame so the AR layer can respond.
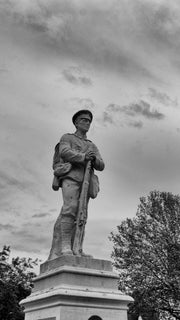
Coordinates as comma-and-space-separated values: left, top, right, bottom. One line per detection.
21, 256, 133, 320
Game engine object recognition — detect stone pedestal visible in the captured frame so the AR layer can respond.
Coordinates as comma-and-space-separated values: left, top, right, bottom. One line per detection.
21, 256, 133, 320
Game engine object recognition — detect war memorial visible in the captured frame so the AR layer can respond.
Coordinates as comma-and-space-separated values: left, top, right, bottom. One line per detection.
21, 110, 132, 320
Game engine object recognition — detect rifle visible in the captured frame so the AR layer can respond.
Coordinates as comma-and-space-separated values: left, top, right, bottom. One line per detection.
73, 160, 92, 255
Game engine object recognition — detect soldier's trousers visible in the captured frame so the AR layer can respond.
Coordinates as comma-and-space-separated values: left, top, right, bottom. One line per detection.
48, 179, 83, 259
61, 178, 81, 218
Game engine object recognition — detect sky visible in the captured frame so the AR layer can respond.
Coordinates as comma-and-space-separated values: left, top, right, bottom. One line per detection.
0, 0, 180, 268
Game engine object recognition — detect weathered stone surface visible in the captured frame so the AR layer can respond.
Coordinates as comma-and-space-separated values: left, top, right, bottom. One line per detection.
33, 256, 118, 292
22, 289, 132, 320
49, 110, 105, 259
21, 256, 133, 319
34, 268, 119, 292
21, 274, 133, 320
40, 255, 113, 274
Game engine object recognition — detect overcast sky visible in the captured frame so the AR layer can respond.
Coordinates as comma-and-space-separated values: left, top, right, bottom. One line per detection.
0, 0, 180, 265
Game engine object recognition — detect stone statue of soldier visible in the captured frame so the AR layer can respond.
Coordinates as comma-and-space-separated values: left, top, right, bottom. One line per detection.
48, 110, 105, 260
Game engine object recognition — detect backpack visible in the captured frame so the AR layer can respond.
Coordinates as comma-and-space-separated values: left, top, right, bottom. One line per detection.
52, 143, 72, 191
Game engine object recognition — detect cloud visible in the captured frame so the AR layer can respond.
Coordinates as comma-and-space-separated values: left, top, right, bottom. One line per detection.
0, 223, 14, 231
85, 218, 120, 260
0, 170, 34, 192
101, 111, 114, 126
62, 66, 92, 86
0, 68, 8, 74
9, 222, 52, 254
128, 120, 143, 129
32, 212, 50, 218
101, 114, 143, 129
49, 208, 57, 213
1, 0, 180, 80
120, 100, 165, 120
0, 156, 50, 217
68, 97, 95, 112
101, 100, 165, 127
128, 1, 180, 57
149, 88, 178, 107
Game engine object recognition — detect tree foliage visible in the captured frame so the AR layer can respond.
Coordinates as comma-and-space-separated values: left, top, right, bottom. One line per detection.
110, 191, 180, 320
0, 246, 38, 320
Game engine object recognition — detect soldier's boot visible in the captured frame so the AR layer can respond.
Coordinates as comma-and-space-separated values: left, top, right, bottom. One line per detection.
60, 215, 75, 255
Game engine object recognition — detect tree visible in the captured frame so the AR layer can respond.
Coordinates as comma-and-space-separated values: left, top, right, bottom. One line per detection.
0, 246, 38, 320
110, 191, 180, 320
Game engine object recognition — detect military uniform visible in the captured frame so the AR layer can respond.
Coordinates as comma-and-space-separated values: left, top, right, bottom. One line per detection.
48, 132, 104, 259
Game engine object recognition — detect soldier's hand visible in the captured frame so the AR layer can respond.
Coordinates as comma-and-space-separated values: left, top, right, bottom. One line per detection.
85, 151, 96, 161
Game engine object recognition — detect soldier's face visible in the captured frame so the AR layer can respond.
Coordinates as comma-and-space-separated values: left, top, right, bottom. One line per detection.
75, 114, 91, 132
